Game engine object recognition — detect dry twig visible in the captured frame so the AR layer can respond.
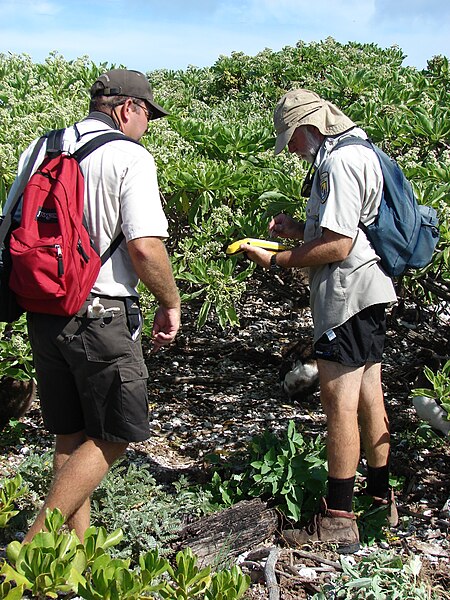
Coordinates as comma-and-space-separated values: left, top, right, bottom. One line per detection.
264, 546, 281, 600
283, 547, 342, 571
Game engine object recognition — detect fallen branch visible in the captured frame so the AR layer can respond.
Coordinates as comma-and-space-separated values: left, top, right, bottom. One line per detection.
420, 275, 450, 302
264, 546, 280, 600
283, 548, 342, 571
157, 374, 249, 385
278, 562, 303, 578
275, 567, 298, 580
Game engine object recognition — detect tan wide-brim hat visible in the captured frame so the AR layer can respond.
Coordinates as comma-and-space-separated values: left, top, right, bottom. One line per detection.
274, 89, 356, 154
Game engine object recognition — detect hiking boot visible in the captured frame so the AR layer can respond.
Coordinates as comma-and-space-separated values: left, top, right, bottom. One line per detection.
371, 488, 399, 527
282, 498, 360, 554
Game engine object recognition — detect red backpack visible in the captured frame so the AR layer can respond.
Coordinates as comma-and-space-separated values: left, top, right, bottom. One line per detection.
8, 128, 139, 316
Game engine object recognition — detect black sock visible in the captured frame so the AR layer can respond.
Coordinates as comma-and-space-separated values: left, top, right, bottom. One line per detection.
366, 464, 389, 498
326, 476, 355, 512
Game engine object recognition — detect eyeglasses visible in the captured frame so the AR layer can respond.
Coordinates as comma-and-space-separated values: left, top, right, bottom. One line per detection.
132, 100, 152, 122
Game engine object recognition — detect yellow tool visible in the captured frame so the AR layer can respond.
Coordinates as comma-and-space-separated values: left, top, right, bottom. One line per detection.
226, 238, 287, 256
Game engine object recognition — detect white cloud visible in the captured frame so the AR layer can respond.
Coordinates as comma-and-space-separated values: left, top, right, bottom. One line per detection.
0, 21, 295, 70
31, 2, 61, 15
0, 0, 449, 72
0, 0, 61, 16
373, 0, 450, 25
215, 0, 375, 28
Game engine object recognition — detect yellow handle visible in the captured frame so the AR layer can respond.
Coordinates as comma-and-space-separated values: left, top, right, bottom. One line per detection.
226, 238, 287, 255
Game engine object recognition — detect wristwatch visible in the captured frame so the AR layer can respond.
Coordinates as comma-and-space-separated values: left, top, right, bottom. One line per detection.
270, 253, 282, 271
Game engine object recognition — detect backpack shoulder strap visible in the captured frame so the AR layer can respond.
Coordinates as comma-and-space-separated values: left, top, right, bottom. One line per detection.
331, 136, 373, 153
100, 233, 124, 265
45, 128, 65, 157
329, 136, 379, 235
73, 132, 141, 163
72, 132, 141, 265
0, 133, 48, 244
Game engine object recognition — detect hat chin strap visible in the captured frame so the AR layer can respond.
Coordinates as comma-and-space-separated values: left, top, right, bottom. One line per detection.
111, 104, 125, 132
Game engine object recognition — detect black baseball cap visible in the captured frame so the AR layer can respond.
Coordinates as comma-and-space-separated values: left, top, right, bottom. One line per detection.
90, 69, 168, 120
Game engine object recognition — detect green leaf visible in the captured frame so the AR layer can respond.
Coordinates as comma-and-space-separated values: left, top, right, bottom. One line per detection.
197, 300, 212, 328
0, 583, 27, 600
5, 541, 22, 565
0, 561, 32, 588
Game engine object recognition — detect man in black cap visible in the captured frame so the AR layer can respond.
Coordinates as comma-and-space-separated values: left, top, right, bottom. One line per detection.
89, 68, 169, 122
6, 69, 181, 542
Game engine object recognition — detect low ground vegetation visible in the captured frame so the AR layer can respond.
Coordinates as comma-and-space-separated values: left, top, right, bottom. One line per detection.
1, 270, 449, 598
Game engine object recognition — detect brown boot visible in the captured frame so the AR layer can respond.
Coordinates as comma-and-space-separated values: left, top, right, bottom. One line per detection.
371, 488, 399, 527
282, 499, 360, 554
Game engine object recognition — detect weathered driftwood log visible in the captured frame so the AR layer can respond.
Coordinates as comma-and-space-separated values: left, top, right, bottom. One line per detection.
173, 498, 278, 567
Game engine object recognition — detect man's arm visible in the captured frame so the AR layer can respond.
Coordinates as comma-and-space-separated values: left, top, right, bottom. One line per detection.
243, 228, 353, 269
127, 236, 180, 351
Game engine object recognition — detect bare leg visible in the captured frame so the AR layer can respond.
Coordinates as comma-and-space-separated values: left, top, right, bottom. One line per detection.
24, 436, 127, 543
358, 362, 390, 468
318, 359, 365, 479
52, 432, 90, 536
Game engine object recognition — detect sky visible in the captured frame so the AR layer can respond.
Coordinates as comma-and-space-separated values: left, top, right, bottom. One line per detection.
1, 0, 450, 73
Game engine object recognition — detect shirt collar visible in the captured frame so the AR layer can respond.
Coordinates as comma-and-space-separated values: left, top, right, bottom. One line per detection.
83, 111, 119, 129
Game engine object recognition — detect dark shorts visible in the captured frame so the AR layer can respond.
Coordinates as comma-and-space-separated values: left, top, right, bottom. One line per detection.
313, 304, 387, 368
27, 296, 150, 443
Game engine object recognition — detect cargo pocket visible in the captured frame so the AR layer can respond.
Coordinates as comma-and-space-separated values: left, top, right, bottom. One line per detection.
118, 361, 149, 424
80, 313, 129, 362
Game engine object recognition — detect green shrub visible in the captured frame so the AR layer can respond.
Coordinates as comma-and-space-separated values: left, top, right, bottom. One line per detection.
207, 420, 328, 523
0, 508, 250, 600
312, 551, 438, 599
0, 474, 27, 528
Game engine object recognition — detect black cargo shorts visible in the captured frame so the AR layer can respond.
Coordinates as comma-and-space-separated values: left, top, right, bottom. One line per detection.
27, 296, 150, 442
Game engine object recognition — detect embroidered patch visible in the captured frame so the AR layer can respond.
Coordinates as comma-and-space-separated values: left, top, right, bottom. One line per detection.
36, 207, 58, 223
319, 172, 330, 203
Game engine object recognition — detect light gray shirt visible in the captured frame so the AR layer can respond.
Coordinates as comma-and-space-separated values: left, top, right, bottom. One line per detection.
304, 128, 397, 342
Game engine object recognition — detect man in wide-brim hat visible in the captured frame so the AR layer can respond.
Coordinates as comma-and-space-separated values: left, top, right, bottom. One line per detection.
243, 89, 398, 553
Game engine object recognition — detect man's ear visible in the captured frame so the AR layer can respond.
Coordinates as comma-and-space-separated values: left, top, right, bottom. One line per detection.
119, 98, 133, 123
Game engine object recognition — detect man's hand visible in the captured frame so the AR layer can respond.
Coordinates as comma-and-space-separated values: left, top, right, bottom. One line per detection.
269, 213, 304, 240
151, 305, 181, 353
240, 244, 273, 269
128, 236, 181, 352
